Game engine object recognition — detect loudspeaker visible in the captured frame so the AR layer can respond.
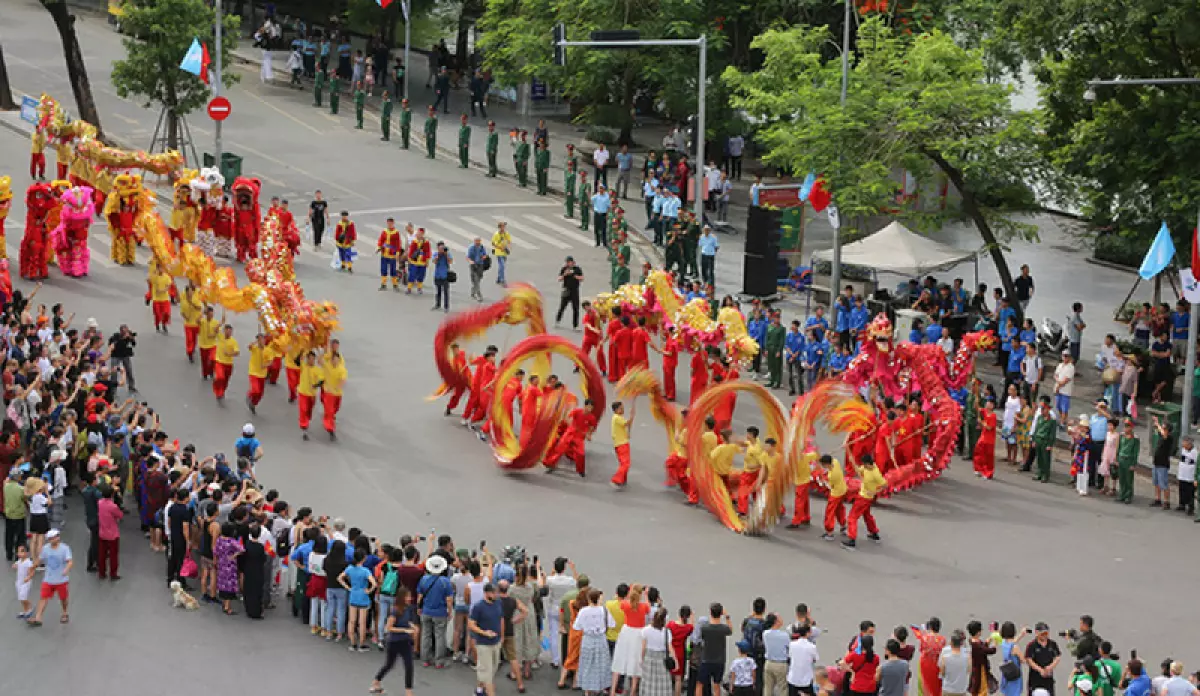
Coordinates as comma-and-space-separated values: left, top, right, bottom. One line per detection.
746, 206, 783, 256
743, 253, 778, 297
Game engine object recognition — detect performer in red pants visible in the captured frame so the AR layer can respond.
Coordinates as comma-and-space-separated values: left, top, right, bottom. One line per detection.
581, 301, 606, 375
543, 400, 597, 476
688, 347, 708, 406
297, 352, 324, 440
212, 325, 240, 401
820, 455, 847, 541
843, 455, 885, 550
461, 347, 498, 427
605, 309, 623, 384
441, 343, 470, 416
788, 452, 816, 528
609, 401, 635, 487
661, 328, 679, 401
973, 398, 997, 480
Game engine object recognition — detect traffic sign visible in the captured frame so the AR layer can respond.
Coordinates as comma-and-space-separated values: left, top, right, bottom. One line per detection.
207, 96, 231, 121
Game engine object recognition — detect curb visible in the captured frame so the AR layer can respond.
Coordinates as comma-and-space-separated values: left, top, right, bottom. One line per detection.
1084, 255, 1138, 275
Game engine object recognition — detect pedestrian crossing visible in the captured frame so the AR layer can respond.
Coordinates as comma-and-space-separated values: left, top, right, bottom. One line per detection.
348, 210, 620, 258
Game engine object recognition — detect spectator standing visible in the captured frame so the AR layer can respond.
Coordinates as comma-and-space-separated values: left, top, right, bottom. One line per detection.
1021, 344, 1043, 403
575, 588, 616, 695
997, 623, 1028, 696
1014, 265, 1035, 313
432, 242, 453, 313
640, 607, 674, 696
1067, 302, 1086, 363
470, 70, 490, 119
705, 161, 722, 212
1178, 436, 1197, 515
879, 639, 912, 696
1024, 624, 1061, 696
371, 586, 418, 696
469, 583, 505, 696
26, 528, 71, 626
467, 237, 488, 303
1150, 331, 1173, 402
491, 221, 511, 287
726, 134, 744, 180
591, 187, 612, 248
433, 67, 451, 113
108, 324, 137, 393
4, 470, 26, 562
593, 144, 610, 190
615, 145, 634, 199
309, 191, 331, 249
699, 226, 719, 288
417, 554, 454, 667
787, 623, 820, 695
717, 173, 733, 221
940, 631, 970, 696
842, 634, 881, 696
96, 486, 123, 580
699, 603, 733, 696
1054, 352, 1076, 426
1151, 416, 1174, 508
1171, 300, 1190, 362
556, 257, 584, 330
967, 621, 996, 696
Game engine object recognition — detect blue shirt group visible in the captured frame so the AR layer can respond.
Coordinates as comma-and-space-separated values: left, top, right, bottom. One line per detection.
660, 195, 681, 219
1019, 327, 1037, 346
467, 243, 487, 265
699, 234, 719, 257
1006, 347, 1024, 374
848, 304, 870, 332
592, 193, 612, 214
806, 315, 828, 342
803, 339, 827, 368
747, 317, 768, 350
469, 598, 504, 646
1172, 310, 1190, 340
925, 322, 943, 344
785, 330, 805, 362
345, 564, 373, 608
433, 250, 452, 280
951, 287, 968, 313
417, 572, 455, 617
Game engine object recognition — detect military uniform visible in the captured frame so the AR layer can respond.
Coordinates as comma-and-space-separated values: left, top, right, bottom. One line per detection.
329, 76, 340, 114
611, 262, 630, 291
1115, 432, 1139, 501
1032, 410, 1058, 482
458, 120, 471, 168
681, 214, 701, 280
399, 103, 412, 149
765, 321, 786, 388
535, 145, 550, 195
380, 95, 393, 141
665, 227, 684, 278
313, 70, 326, 107
514, 138, 531, 187
485, 125, 499, 177
424, 111, 438, 159
578, 176, 591, 232
564, 163, 577, 218
354, 87, 366, 129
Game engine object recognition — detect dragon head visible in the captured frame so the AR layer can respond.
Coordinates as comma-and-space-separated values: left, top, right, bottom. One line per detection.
113, 173, 143, 199
865, 313, 894, 354
0, 176, 11, 218
174, 168, 198, 205
60, 186, 96, 222
50, 179, 71, 197
232, 176, 262, 211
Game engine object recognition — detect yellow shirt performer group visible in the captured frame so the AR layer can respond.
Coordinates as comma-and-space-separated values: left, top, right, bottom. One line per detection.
609, 400, 635, 487
178, 283, 203, 362
246, 334, 280, 413
197, 307, 222, 380
297, 350, 325, 439
842, 454, 885, 550
212, 323, 240, 401
320, 339, 348, 440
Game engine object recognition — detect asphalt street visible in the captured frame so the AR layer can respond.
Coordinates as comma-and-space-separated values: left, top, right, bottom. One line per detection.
0, 2, 1195, 692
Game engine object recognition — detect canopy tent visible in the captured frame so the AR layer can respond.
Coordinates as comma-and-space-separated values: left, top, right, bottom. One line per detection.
812, 221, 979, 277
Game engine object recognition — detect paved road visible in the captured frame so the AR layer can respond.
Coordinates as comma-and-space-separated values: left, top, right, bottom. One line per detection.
0, 2, 1195, 689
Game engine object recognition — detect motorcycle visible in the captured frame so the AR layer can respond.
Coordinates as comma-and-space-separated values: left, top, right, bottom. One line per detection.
1037, 316, 1068, 356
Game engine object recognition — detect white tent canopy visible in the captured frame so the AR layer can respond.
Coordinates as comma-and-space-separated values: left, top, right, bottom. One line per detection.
813, 221, 978, 276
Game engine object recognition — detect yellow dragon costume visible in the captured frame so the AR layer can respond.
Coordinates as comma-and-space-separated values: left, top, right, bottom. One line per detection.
103, 174, 145, 265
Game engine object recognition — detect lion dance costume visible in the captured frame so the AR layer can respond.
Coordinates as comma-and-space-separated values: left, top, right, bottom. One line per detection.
232, 177, 262, 263
19, 183, 54, 280
0, 176, 11, 260
103, 174, 144, 265
169, 170, 200, 245
50, 186, 95, 277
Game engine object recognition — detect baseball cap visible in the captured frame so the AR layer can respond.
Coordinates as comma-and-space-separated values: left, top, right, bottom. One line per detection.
1034, 622, 1049, 632
736, 640, 752, 653
46, 529, 60, 539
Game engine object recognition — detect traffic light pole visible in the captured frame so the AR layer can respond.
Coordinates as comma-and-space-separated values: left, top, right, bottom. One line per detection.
556, 36, 708, 218
214, 0, 223, 164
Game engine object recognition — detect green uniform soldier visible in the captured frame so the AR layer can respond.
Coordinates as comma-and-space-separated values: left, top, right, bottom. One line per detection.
963, 382, 979, 458
458, 114, 471, 168
564, 160, 577, 218
380, 92, 393, 141
565, 143, 578, 177
609, 234, 631, 272
1115, 418, 1139, 502
665, 224, 684, 278
424, 106, 438, 159
765, 313, 786, 388
399, 99, 412, 149
485, 121, 499, 177
354, 83, 366, 129
534, 142, 550, 195
313, 70, 326, 107
329, 75, 341, 115
1032, 398, 1059, 482
681, 212, 701, 280
513, 131, 531, 187
612, 256, 630, 291
578, 171, 590, 232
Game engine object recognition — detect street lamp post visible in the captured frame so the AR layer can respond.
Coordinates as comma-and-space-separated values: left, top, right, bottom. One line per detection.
213, 0, 223, 164
1087, 76, 1200, 432
829, 0, 852, 328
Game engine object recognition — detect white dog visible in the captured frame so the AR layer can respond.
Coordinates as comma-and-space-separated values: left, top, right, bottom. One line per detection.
170, 580, 200, 611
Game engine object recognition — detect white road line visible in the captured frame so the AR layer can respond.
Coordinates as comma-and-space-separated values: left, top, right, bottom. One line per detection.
458, 216, 540, 251
426, 219, 477, 250
518, 214, 598, 247
352, 202, 559, 216
475, 215, 570, 251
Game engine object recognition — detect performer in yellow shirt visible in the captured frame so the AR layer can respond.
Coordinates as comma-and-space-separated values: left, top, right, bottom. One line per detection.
737, 426, 765, 516
283, 347, 304, 403
663, 408, 691, 498
246, 334, 279, 414
321, 339, 348, 440
197, 307, 221, 380
148, 267, 175, 334
178, 281, 203, 362
54, 139, 72, 180
787, 450, 818, 529
609, 400, 635, 488
30, 130, 46, 180
843, 454, 885, 549
820, 454, 848, 540
297, 351, 325, 439
212, 324, 240, 401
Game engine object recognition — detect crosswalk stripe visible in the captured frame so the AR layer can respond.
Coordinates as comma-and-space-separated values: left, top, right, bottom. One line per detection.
425, 219, 475, 252
458, 216, 542, 251
518, 214, 597, 247
472, 215, 568, 251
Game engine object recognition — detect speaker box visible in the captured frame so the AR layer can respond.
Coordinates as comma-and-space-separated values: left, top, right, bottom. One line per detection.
743, 253, 778, 297
746, 206, 783, 256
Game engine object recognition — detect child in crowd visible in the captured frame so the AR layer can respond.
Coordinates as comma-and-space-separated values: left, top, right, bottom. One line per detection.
13, 544, 32, 619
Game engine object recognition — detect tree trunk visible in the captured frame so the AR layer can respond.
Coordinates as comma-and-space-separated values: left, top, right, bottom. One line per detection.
0, 44, 16, 111
922, 146, 1019, 305
455, 9, 470, 75
618, 63, 635, 146
167, 110, 180, 152
41, 1, 104, 140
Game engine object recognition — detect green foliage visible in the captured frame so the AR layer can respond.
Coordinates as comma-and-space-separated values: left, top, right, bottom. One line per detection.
584, 125, 618, 145
111, 0, 240, 120
1093, 231, 1148, 268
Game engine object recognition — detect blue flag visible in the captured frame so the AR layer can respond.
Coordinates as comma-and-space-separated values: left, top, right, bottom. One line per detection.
180, 38, 204, 77
1139, 222, 1176, 280
798, 172, 816, 202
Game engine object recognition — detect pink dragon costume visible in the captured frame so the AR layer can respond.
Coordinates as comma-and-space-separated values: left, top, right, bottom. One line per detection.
50, 185, 95, 277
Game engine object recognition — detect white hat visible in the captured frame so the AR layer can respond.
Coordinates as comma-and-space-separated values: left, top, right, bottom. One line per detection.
242, 423, 255, 436
1076, 680, 1093, 693
87, 317, 99, 329
49, 449, 66, 463
46, 529, 60, 539
425, 555, 448, 575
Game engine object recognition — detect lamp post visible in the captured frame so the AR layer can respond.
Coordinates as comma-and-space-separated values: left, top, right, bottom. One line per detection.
1087, 76, 1200, 432
213, 0, 223, 164
829, 0, 852, 328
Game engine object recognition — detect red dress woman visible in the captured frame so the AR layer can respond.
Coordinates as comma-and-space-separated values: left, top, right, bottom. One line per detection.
973, 401, 997, 479
912, 622, 947, 696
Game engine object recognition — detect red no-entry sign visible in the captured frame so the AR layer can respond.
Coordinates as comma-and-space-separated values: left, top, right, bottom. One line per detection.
207, 96, 232, 121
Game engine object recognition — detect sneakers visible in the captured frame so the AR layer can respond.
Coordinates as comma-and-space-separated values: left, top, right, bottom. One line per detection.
867, 533, 881, 543
841, 539, 856, 550
821, 532, 835, 541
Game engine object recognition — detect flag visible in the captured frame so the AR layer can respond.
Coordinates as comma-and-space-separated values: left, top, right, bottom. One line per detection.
377, 0, 394, 7
798, 172, 815, 202
1192, 226, 1200, 276
808, 178, 832, 212
1138, 221, 1176, 280
401, 0, 409, 20
180, 38, 211, 83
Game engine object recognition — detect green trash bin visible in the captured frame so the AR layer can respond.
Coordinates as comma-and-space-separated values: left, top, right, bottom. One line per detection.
1147, 402, 1182, 452
202, 152, 244, 184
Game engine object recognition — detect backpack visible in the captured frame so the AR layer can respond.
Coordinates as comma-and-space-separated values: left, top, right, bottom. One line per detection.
380, 564, 400, 596
742, 616, 766, 657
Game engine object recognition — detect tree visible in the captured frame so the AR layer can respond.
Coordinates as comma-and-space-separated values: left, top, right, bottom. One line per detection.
111, 0, 240, 152
0, 44, 16, 111
977, 0, 1200, 248
40, 0, 104, 138
724, 18, 1047, 302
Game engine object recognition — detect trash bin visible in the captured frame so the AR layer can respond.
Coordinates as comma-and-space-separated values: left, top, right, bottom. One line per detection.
202, 152, 244, 184
1147, 402, 1182, 452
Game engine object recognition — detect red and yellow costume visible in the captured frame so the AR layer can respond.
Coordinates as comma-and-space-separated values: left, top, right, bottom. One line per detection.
483, 377, 522, 444
874, 416, 895, 474
405, 233, 431, 290
663, 424, 691, 497
247, 342, 280, 408
846, 462, 885, 541
232, 177, 262, 262
213, 331, 239, 399
54, 139, 72, 181
661, 335, 679, 401
148, 270, 175, 331
297, 359, 325, 432
49, 184, 94, 277
19, 183, 54, 280
605, 317, 622, 383
0, 177, 14, 261
462, 355, 496, 424
284, 349, 303, 402
629, 324, 650, 370
517, 382, 542, 447
169, 173, 200, 244
688, 350, 708, 405
790, 452, 816, 526
610, 410, 632, 486
102, 174, 144, 266
179, 288, 203, 361
321, 353, 348, 434
973, 407, 996, 479
442, 347, 469, 413
736, 439, 766, 516
29, 130, 46, 179
377, 226, 404, 288
335, 218, 358, 272
581, 307, 606, 374
823, 458, 848, 534
543, 405, 596, 475
197, 315, 221, 379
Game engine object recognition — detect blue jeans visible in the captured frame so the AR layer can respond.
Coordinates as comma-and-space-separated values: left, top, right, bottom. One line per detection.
310, 597, 327, 631
1105, 384, 1124, 416
325, 587, 348, 634
435, 278, 450, 309
377, 594, 395, 640
495, 256, 507, 285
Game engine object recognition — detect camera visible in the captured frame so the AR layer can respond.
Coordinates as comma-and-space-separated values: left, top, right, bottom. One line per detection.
1059, 628, 1079, 640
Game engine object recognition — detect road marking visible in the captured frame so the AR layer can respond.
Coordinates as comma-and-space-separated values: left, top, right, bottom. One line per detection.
459, 216, 543, 251
352, 202, 559, 216
111, 113, 141, 126
428, 218, 489, 248
519, 214, 597, 247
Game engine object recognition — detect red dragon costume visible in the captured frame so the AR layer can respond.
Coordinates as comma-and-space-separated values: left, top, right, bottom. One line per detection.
232, 176, 262, 263
19, 183, 55, 280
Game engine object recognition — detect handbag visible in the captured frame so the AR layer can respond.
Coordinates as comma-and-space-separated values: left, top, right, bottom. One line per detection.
180, 555, 199, 578
446, 270, 458, 283
1000, 658, 1021, 682
661, 628, 676, 672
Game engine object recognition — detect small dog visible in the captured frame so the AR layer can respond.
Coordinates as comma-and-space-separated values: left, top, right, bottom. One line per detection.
170, 581, 200, 611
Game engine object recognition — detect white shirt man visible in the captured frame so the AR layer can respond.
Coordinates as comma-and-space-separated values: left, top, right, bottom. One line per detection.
787, 627, 820, 690
706, 164, 722, 194
1179, 439, 1197, 488
593, 145, 609, 170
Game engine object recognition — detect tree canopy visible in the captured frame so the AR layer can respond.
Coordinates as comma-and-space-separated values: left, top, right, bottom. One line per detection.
724, 17, 1046, 300
111, 0, 240, 149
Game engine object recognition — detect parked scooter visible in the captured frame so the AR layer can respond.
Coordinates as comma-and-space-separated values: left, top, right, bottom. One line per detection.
1037, 316, 1068, 356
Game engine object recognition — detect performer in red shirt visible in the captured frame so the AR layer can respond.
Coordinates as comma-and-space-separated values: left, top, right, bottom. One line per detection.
661, 327, 680, 401
481, 371, 523, 444
612, 317, 635, 383
442, 343, 471, 416
543, 400, 597, 476
874, 410, 897, 475
461, 346, 498, 428
605, 308, 623, 384
517, 375, 543, 448
712, 374, 736, 432
628, 317, 654, 370
902, 398, 925, 466
580, 301, 607, 375
688, 345, 708, 406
